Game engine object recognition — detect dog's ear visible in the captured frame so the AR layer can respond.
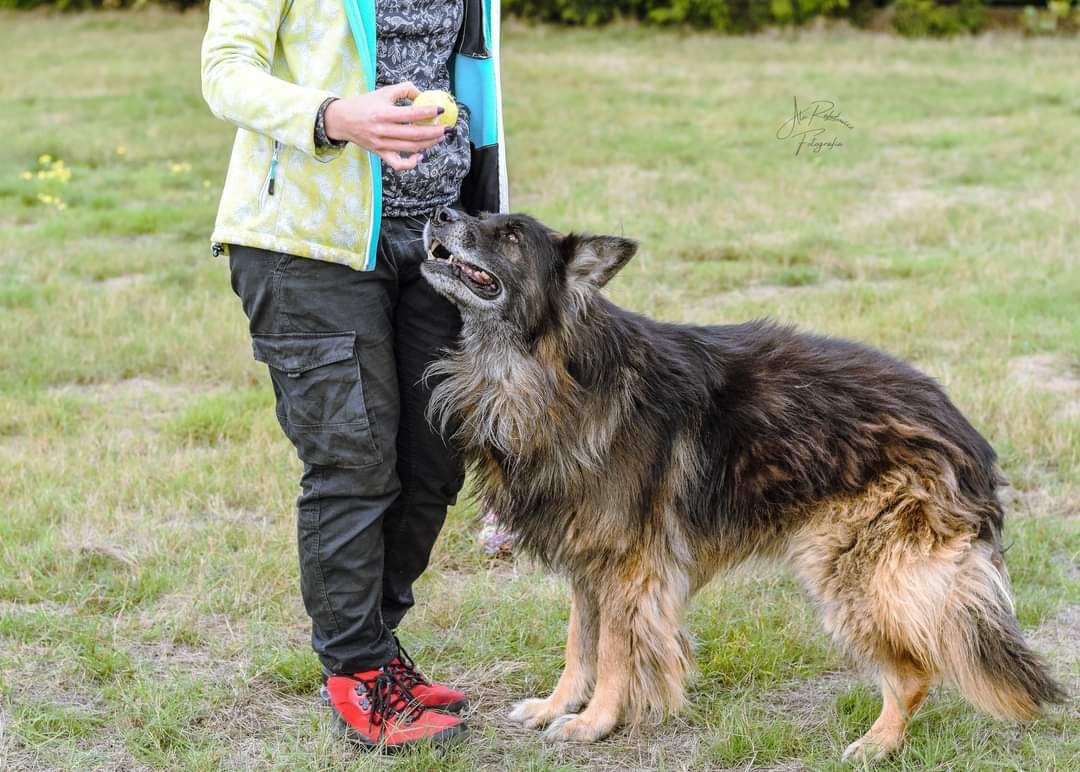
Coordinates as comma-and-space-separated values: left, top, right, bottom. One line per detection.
564, 234, 638, 289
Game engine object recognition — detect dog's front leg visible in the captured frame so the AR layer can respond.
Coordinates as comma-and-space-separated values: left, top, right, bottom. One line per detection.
509, 584, 598, 729
543, 596, 628, 742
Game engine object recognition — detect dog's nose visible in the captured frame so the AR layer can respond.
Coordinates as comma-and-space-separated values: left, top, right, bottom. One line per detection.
432, 206, 458, 225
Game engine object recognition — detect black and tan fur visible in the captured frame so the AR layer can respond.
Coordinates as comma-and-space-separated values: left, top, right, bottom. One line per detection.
419, 207, 1065, 760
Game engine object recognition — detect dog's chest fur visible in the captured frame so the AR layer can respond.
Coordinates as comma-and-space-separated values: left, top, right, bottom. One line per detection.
428, 327, 650, 567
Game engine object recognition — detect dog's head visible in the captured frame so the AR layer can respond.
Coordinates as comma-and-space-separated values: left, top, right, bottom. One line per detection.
421, 207, 637, 335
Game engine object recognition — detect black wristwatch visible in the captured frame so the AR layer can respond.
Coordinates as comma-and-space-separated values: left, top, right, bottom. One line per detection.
315, 97, 347, 149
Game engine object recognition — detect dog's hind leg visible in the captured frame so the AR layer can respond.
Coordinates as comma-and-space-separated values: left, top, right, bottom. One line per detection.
842, 661, 931, 763
788, 474, 954, 760
793, 469, 1064, 761
509, 584, 598, 729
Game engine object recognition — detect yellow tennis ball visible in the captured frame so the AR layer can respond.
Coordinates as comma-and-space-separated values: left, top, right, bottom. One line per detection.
412, 90, 458, 128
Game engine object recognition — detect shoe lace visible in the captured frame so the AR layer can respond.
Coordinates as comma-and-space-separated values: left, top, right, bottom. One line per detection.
361, 669, 424, 728
387, 639, 429, 689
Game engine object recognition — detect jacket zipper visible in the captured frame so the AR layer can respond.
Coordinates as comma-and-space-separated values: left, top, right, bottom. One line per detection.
267, 140, 281, 196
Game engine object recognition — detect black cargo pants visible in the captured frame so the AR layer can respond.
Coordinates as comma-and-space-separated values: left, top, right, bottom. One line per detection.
228, 214, 464, 674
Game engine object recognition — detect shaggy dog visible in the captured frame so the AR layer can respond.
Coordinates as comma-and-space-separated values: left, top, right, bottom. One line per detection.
419, 207, 1064, 760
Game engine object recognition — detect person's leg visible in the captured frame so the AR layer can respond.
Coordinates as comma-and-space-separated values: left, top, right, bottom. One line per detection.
378, 215, 466, 630
229, 243, 402, 674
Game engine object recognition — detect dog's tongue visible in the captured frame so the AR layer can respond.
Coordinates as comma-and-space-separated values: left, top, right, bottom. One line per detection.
462, 262, 492, 286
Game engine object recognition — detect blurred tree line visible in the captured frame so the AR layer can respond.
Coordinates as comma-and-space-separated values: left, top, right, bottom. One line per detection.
510, 0, 877, 31
2, 0, 1075, 37
1, 0, 201, 8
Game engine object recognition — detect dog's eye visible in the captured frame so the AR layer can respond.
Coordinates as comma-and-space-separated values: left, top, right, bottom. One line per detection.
505, 231, 519, 244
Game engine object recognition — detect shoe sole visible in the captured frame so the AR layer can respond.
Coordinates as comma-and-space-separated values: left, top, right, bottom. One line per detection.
334, 714, 467, 752
320, 689, 468, 752
434, 697, 469, 714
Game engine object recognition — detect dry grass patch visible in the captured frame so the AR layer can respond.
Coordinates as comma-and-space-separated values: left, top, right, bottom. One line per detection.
1010, 353, 1080, 420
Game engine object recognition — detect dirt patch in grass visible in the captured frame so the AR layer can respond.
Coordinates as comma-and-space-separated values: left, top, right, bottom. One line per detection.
0, 716, 61, 772
689, 277, 899, 312
766, 670, 858, 732
0, 600, 76, 618
0, 434, 38, 459
1009, 354, 1080, 419
91, 274, 149, 291
848, 185, 1012, 233
215, 692, 325, 770
1029, 604, 1080, 721
851, 188, 944, 229
1000, 484, 1080, 520
129, 638, 249, 686
0, 640, 124, 771
465, 695, 708, 772
47, 377, 196, 403
45, 378, 223, 437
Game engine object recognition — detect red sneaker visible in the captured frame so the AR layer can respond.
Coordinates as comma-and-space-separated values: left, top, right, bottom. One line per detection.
321, 669, 465, 750
386, 638, 468, 714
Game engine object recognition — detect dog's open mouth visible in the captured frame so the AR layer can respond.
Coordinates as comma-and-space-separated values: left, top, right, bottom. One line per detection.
425, 238, 501, 299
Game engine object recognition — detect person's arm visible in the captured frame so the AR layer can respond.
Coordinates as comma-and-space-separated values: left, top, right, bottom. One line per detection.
201, 0, 449, 170
201, 0, 339, 159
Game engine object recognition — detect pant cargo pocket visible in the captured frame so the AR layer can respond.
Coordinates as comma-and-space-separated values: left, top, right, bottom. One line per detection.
252, 331, 382, 469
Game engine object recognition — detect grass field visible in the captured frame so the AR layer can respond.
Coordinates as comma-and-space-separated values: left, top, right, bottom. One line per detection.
1, 9, 1078, 771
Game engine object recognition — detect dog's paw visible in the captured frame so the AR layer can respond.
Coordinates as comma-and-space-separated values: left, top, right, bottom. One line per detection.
841, 734, 891, 764
508, 698, 564, 730
542, 712, 614, 743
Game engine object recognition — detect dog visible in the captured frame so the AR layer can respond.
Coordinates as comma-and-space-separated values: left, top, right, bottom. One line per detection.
419, 206, 1065, 760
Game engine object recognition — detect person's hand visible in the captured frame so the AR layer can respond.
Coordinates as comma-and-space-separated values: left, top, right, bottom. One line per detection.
323, 82, 448, 171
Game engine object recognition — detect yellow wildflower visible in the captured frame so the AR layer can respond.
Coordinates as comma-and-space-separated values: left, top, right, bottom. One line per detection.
115, 145, 127, 157
19, 171, 33, 181
37, 193, 54, 205
38, 154, 52, 166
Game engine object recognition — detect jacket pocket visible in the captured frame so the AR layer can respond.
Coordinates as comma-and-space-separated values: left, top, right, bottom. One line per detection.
252, 331, 382, 469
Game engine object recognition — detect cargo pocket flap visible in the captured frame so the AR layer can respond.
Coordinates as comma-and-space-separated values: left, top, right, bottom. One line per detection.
252, 331, 357, 378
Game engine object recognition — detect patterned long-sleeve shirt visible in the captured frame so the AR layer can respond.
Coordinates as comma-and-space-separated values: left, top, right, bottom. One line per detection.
376, 0, 471, 217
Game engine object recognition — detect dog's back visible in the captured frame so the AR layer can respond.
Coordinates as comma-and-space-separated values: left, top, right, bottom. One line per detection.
669, 317, 1003, 546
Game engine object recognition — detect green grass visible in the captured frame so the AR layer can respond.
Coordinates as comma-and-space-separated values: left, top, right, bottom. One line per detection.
1, 9, 1078, 771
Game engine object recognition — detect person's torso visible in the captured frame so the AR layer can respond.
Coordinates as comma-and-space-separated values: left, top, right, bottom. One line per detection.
210, 0, 505, 270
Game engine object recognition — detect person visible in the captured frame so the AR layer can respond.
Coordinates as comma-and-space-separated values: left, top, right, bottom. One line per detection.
201, 0, 508, 750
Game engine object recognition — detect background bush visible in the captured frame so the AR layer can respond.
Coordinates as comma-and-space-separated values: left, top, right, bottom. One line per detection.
1021, 0, 1080, 33
892, 0, 988, 35
503, 0, 888, 31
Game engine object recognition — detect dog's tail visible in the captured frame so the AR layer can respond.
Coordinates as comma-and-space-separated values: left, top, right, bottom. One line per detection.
935, 541, 1066, 720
